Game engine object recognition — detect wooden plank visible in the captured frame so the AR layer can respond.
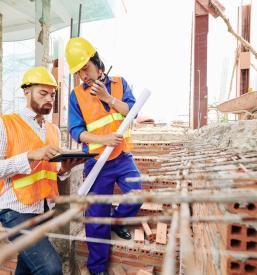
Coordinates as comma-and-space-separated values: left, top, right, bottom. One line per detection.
111, 265, 127, 275
134, 229, 144, 244
141, 222, 155, 242
156, 222, 167, 245
217, 92, 257, 113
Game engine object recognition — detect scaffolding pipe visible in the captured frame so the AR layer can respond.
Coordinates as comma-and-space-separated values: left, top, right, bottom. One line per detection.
56, 189, 257, 205
0, 210, 55, 242
162, 177, 180, 275
0, 206, 84, 264
162, 211, 179, 275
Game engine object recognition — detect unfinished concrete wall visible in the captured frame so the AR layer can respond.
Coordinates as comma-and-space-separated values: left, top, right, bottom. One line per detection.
192, 120, 257, 150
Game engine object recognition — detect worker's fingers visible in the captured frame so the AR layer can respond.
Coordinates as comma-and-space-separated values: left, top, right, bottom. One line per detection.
90, 86, 98, 93
95, 80, 104, 87
47, 145, 62, 154
48, 148, 60, 156
46, 151, 55, 158
44, 153, 51, 160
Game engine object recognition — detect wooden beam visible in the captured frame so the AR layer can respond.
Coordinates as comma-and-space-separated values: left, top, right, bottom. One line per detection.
196, 0, 225, 18
209, 0, 257, 60
196, 1, 208, 16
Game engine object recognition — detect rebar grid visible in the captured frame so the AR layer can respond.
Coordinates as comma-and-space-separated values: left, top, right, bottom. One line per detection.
0, 139, 256, 275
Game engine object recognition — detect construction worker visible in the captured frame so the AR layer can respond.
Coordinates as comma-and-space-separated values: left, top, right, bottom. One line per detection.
65, 37, 142, 275
0, 66, 85, 275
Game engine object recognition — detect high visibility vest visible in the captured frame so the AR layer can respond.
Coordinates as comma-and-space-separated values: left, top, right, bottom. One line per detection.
0, 114, 59, 205
74, 77, 131, 160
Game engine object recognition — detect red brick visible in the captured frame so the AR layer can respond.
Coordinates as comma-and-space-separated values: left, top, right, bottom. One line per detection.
138, 255, 163, 265
3, 259, 17, 270
122, 260, 145, 268
110, 256, 121, 264
112, 251, 138, 260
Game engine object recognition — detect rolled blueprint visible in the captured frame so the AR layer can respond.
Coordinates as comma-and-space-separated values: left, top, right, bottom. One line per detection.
77, 88, 151, 196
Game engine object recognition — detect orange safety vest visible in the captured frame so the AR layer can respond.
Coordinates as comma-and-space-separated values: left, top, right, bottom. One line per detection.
0, 113, 59, 205
74, 77, 131, 160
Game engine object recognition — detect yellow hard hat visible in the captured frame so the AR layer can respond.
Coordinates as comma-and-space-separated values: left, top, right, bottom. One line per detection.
65, 37, 96, 74
21, 66, 58, 88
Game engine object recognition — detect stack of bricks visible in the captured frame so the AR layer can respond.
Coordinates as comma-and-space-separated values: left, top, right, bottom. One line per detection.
113, 141, 178, 195
133, 156, 162, 174
74, 137, 182, 274
132, 141, 184, 156
74, 222, 180, 275
192, 172, 257, 274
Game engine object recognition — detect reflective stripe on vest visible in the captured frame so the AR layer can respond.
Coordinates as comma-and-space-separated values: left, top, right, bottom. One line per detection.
87, 113, 124, 132
88, 129, 131, 151
13, 170, 57, 189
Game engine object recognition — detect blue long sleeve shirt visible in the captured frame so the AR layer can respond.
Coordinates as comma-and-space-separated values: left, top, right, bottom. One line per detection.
68, 76, 135, 153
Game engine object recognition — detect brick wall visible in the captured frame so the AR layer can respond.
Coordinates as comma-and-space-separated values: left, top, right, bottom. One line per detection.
192, 181, 257, 274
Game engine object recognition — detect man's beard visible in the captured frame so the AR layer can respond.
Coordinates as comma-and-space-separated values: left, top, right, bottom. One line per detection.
31, 95, 52, 115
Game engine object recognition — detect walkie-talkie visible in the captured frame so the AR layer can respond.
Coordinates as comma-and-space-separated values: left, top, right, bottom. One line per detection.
90, 65, 113, 96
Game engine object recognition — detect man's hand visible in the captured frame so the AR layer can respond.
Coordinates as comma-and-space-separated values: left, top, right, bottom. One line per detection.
60, 158, 86, 174
100, 133, 123, 146
27, 145, 62, 161
90, 80, 111, 102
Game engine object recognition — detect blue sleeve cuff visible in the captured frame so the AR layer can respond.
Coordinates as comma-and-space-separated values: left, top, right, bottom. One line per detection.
121, 78, 136, 111
71, 128, 85, 143
127, 101, 135, 110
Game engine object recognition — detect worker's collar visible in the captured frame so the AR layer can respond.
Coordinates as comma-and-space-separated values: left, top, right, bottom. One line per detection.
82, 76, 117, 90
23, 107, 45, 125
23, 107, 40, 119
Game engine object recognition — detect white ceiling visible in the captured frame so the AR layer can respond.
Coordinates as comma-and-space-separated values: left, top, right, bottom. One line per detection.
0, 0, 117, 42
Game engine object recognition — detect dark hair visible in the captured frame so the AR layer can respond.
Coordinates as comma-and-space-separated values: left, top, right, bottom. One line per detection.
21, 84, 37, 89
90, 52, 105, 72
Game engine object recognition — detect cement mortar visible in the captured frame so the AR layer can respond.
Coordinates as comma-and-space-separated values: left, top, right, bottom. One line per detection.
192, 120, 257, 150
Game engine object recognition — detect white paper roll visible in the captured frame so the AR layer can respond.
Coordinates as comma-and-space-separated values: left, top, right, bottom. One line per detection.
77, 89, 151, 196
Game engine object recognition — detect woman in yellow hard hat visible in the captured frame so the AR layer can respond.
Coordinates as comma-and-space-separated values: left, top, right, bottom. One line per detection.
66, 37, 142, 275
0, 66, 85, 275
